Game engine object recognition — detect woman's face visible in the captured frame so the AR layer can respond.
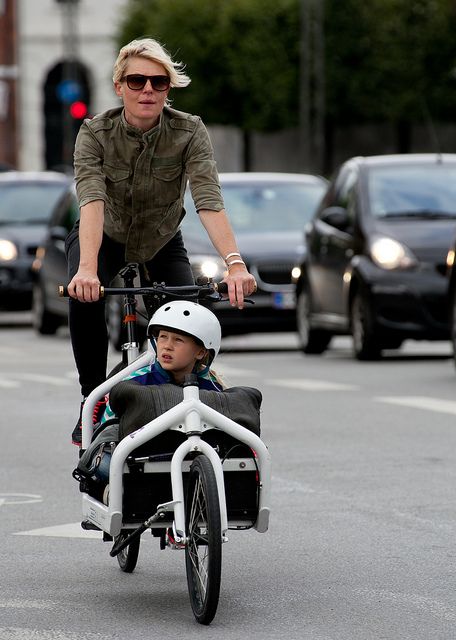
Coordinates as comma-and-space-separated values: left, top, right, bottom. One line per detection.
156, 330, 207, 383
114, 56, 170, 131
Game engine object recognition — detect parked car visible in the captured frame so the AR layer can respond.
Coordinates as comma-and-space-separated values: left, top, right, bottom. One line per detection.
33, 172, 327, 342
295, 154, 456, 360
181, 172, 328, 334
0, 171, 72, 310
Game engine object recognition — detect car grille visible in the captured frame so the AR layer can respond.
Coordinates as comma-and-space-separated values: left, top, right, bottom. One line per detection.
253, 262, 295, 290
27, 246, 39, 256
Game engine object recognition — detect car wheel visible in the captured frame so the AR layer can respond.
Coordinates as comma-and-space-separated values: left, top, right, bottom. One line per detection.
32, 283, 61, 335
350, 292, 381, 361
296, 286, 331, 354
450, 286, 456, 369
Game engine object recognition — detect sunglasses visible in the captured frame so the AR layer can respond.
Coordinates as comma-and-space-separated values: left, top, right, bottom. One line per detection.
122, 74, 171, 92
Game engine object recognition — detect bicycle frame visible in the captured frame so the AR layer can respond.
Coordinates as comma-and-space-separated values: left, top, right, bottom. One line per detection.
80, 351, 271, 540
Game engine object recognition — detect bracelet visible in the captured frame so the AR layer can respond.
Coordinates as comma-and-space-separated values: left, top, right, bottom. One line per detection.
226, 259, 246, 270
224, 252, 242, 263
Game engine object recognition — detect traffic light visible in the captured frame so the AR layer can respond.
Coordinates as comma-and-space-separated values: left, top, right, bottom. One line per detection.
44, 61, 91, 170
69, 100, 88, 120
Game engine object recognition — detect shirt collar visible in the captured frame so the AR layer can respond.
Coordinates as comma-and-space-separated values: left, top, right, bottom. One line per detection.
120, 109, 162, 142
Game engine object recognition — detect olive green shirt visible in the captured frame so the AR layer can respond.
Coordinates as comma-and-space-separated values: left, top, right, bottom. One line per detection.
73, 106, 224, 262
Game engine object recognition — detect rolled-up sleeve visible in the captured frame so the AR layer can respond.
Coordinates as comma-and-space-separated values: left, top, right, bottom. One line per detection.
73, 122, 108, 208
184, 119, 225, 212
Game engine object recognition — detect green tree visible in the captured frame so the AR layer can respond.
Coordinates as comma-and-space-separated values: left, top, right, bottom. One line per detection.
118, 0, 301, 166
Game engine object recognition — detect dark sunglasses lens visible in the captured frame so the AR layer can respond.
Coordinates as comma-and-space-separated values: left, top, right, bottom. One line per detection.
126, 75, 147, 90
152, 76, 170, 91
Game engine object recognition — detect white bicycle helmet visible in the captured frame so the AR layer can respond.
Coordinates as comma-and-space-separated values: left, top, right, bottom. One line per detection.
148, 300, 221, 363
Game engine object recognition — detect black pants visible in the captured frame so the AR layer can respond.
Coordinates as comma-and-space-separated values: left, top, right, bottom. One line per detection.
65, 223, 194, 397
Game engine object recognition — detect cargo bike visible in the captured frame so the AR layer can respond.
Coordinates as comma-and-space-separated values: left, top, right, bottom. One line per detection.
65, 270, 272, 625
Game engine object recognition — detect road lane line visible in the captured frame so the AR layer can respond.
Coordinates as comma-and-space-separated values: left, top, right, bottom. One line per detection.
267, 378, 359, 391
0, 629, 113, 640
14, 522, 101, 539
11, 373, 73, 386
0, 378, 20, 388
376, 396, 456, 415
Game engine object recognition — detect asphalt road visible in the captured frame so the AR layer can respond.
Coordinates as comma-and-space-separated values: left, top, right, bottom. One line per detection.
1, 318, 456, 639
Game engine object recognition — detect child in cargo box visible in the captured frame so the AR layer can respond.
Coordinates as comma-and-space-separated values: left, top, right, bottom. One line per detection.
100, 300, 224, 424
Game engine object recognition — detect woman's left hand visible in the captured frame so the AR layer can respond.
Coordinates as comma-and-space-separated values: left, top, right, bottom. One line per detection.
223, 264, 257, 309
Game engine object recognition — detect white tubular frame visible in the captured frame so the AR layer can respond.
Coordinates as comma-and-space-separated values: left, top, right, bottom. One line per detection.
81, 382, 271, 539
81, 349, 154, 450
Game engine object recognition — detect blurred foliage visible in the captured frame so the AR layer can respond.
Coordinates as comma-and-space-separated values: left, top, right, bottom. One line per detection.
325, 0, 456, 125
118, 0, 456, 131
118, 0, 300, 131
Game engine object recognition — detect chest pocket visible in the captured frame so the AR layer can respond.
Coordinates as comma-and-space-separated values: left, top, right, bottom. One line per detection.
104, 164, 130, 212
151, 164, 183, 206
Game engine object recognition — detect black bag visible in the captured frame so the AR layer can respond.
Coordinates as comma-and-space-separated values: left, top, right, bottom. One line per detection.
109, 381, 262, 439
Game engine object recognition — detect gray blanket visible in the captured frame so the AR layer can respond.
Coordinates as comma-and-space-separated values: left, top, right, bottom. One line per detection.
109, 381, 262, 439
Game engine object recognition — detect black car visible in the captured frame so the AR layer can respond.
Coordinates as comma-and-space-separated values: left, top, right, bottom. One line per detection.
295, 154, 456, 360
0, 171, 72, 310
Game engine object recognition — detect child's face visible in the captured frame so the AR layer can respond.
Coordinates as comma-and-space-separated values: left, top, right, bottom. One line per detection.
156, 329, 207, 382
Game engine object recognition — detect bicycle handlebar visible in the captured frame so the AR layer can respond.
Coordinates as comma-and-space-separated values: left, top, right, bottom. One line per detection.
58, 280, 229, 299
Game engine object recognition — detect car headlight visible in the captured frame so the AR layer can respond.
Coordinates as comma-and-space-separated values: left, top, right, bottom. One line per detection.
0, 239, 18, 261
369, 237, 417, 270
190, 255, 226, 281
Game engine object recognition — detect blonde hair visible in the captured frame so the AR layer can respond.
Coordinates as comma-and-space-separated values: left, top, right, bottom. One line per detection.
113, 37, 191, 89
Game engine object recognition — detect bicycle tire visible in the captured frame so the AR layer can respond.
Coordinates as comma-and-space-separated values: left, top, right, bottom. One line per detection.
185, 454, 222, 625
115, 531, 140, 573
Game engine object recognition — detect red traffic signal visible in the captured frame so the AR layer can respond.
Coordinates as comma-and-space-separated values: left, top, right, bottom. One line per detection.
69, 101, 88, 119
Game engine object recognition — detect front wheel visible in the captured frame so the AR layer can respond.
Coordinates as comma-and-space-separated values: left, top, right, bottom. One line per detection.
350, 292, 381, 361
296, 287, 332, 354
185, 455, 222, 625
114, 531, 140, 573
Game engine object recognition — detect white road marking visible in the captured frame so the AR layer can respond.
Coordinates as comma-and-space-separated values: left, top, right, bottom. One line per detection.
376, 396, 456, 415
267, 378, 359, 391
215, 365, 257, 377
0, 377, 20, 388
11, 373, 73, 386
0, 600, 55, 610
0, 629, 112, 640
14, 522, 101, 539
0, 493, 42, 506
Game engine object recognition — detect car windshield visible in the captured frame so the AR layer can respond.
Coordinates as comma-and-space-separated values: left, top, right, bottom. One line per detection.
368, 165, 456, 219
0, 182, 68, 225
182, 180, 325, 236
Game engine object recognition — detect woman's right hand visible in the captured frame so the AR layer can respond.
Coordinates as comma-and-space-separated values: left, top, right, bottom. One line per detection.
67, 269, 101, 302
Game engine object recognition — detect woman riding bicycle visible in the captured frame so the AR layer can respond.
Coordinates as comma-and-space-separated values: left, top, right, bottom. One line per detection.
66, 37, 257, 445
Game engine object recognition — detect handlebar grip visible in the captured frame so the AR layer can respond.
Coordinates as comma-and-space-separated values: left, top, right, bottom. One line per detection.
214, 281, 228, 294
58, 285, 105, 298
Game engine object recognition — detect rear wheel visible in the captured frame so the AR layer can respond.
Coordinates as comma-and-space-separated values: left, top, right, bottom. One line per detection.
115, 531, 140, 573
185, 455, 222, 625
350, 292, 381, 361
296, 287, 332, 354
32, 283, 61, 335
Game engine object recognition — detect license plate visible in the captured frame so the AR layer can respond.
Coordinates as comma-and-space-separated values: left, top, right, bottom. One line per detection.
271, 292, 295, 309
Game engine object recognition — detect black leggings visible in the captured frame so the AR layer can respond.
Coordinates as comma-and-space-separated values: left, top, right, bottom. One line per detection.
65, 223, 194, 397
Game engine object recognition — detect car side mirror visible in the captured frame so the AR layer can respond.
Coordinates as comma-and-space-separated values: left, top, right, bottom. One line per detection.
320, 206, 350, 230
